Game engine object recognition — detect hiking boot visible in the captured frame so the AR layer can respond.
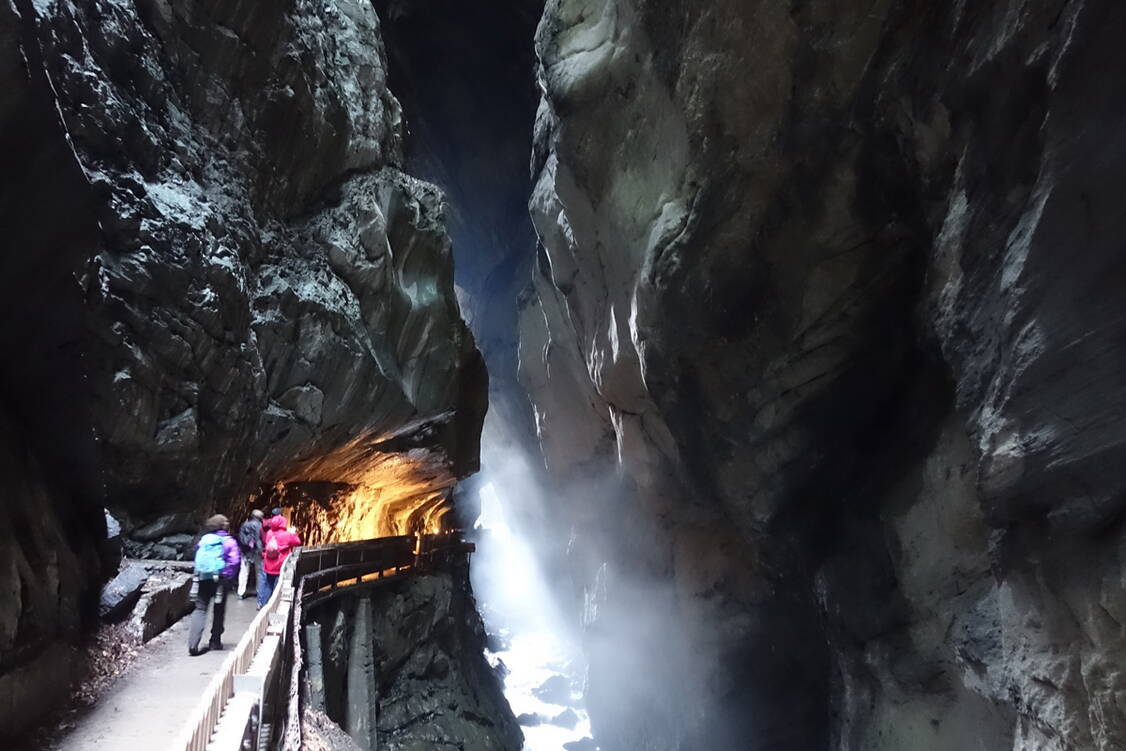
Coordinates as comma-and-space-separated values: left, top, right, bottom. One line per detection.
209, 640, 224, 651
188, 646, 207, 657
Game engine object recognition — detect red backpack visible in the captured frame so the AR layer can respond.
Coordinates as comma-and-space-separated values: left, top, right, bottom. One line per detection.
265, 534, 281, 560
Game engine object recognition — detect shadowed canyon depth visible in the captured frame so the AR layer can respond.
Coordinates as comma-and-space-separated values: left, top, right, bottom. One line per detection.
2, 1, 1126, 750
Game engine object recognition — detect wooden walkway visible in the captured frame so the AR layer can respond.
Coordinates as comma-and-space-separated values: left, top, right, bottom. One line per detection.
47, 535, 470, 751
52, 597, 259, 751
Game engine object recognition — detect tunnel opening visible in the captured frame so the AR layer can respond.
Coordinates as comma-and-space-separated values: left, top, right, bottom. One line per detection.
244, 412, 476, 546
253, 472, 450, 547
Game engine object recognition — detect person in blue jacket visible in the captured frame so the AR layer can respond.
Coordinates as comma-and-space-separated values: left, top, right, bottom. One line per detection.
188, 514, 241, 656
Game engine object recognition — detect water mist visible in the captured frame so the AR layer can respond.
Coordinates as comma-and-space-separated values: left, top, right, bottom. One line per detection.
470, 413, 593, 750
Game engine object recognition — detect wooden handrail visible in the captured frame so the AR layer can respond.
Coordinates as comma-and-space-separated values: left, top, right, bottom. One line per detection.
171, 533, 469, 751
169, 553, 291, 751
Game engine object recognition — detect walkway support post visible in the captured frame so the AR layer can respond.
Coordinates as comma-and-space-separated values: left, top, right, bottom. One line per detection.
344, 596, 377, 751
304, 622, 326, 713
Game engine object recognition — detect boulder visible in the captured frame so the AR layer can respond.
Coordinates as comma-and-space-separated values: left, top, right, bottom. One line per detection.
98, 565, 149, 622
485, 630, 511, 653
532, 674, 573, 706
103, 509, 122, 540
127, 569, 193, 644
148, 544, 180, 561
550, 708, 579, 730
563, 739, 597, 751
130, 514, 198, 542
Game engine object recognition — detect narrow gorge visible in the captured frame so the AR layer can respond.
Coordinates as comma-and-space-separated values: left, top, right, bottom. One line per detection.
2, 1, 1125, 750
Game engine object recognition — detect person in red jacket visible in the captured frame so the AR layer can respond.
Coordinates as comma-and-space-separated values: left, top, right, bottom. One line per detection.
260, 515, 301, 606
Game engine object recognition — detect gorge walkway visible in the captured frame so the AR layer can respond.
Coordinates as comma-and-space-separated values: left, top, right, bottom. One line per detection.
52, 534, 470, 751
55, 597, 260, 751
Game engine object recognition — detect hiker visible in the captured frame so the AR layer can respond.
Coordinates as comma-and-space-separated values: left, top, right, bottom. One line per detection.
187, 514, 240, 656
260, 515, 302, 604
260, 507, 282, 545
236, 509, 266, 606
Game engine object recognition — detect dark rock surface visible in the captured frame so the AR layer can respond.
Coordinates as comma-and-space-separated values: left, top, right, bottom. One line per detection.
96, 559, 191, 640
371, 0, 557, 566
521, 0, 1126, 749
307, 568, 522, 751
373, 0, 541, 390
0, 0, 484, 737
550, 708, 580, 730
0, 414, 98, 741
303, 706, 365, 751
532, 674, 573, 706
4, 0, 484, 531
127, 565, 193, 644
0, 0, 106, 737
562, 739, 597, 751
98, 565, 149, 622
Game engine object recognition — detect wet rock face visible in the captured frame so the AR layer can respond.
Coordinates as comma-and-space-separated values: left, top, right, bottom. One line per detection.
374, 0, 542, 362
0, 0, 483, 736
307, 569, 522, 751
3, 0, 483, 544
4, 0, 484, 561
523, 0, 1126, 748
98, 565, 149, 621
56, 0, 480, 519
372, 0, 548, 533
0, 413, 100, 742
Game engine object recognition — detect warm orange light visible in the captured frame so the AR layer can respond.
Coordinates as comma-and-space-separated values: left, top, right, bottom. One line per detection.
241, 414, 465, 546
262, 451, 456, 547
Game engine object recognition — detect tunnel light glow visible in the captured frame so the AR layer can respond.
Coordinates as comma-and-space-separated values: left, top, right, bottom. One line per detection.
257, 437, 457, 546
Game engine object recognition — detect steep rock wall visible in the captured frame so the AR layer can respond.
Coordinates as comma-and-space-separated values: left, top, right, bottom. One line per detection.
305, 568, 522, 751
0, 410, 102, 740
371, 0, 555, 552
0, 0, 484, 736
373, 0, 542, 375
522, 0, 1126, 748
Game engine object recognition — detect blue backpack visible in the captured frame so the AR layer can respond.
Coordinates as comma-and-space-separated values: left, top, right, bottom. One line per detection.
195, 533, 226, 577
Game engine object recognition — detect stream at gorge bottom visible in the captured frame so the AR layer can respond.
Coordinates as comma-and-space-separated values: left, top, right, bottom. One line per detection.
472, 479, 594, 751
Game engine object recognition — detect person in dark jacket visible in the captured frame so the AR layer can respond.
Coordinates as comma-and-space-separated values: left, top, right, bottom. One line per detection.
236, 509, 266, 605
188, 514, 240, 656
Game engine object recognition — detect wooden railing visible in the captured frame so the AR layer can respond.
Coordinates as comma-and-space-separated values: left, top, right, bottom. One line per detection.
169, 552, 293, 751
170, 533, 471, 751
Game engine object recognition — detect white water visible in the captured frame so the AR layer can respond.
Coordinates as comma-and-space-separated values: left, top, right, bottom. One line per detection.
473, 479, 593, 750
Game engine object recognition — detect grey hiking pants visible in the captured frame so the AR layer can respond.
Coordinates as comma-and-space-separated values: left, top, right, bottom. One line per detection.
188, 575, 230, 651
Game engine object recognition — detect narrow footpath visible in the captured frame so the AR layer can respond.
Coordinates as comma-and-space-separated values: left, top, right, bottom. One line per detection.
52, 596, 259, 751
